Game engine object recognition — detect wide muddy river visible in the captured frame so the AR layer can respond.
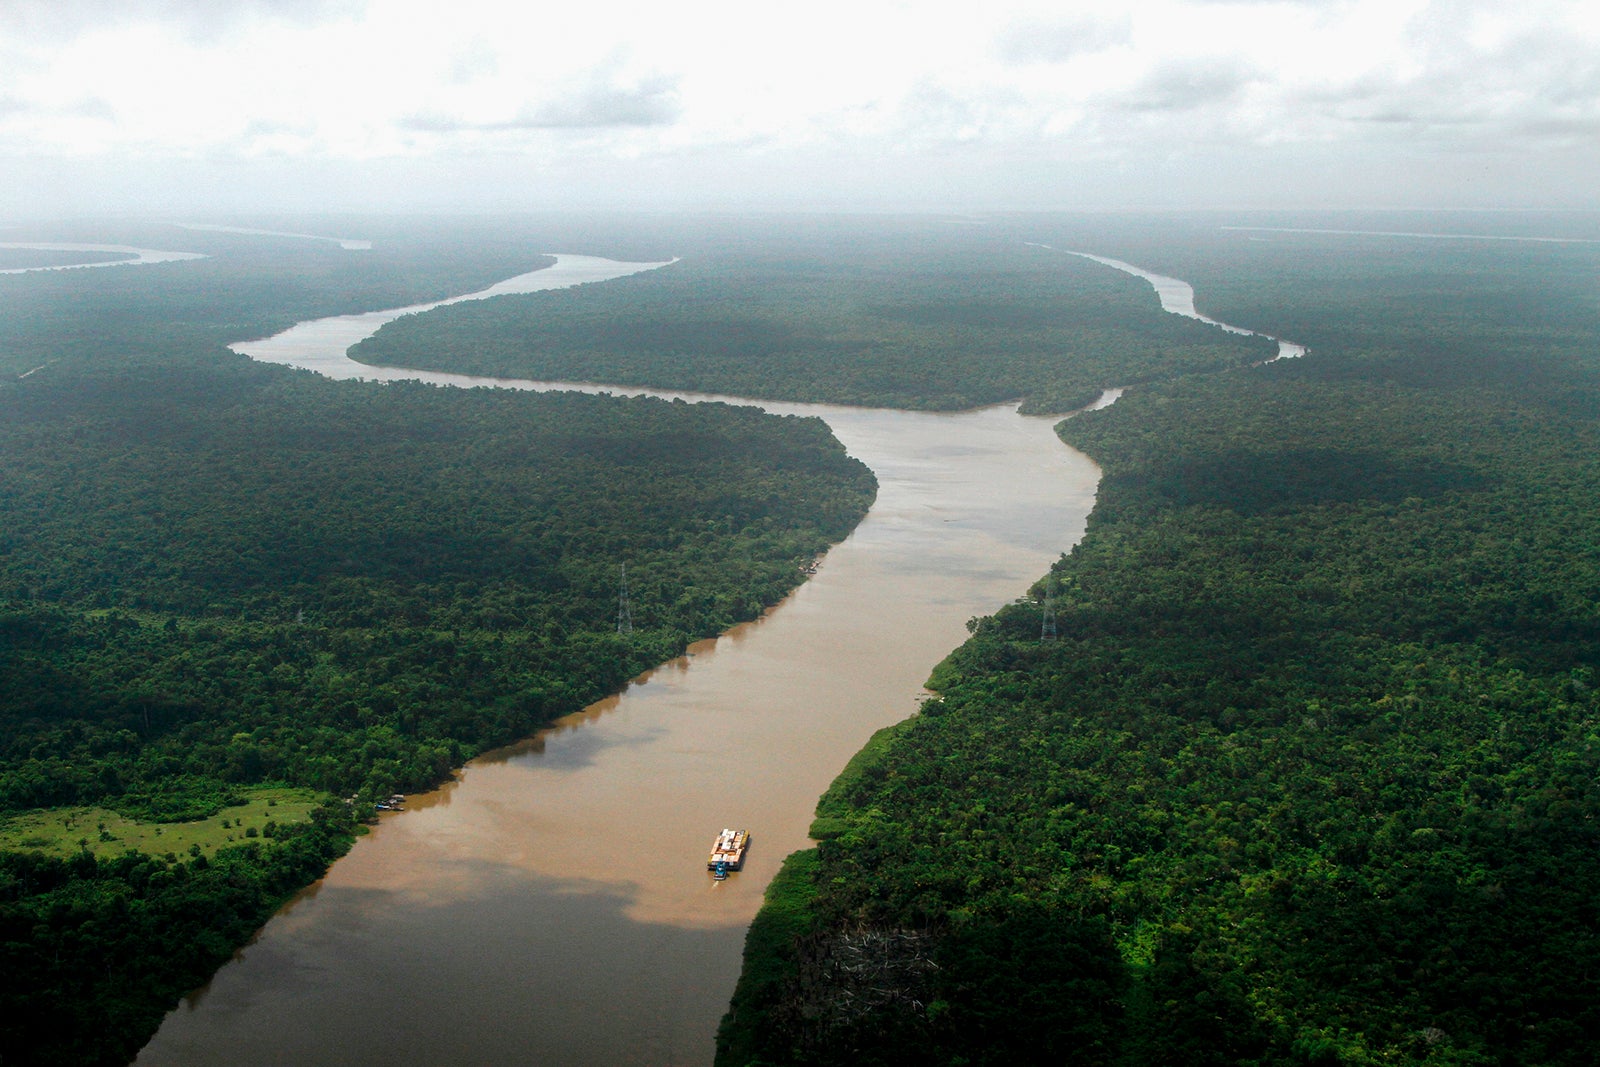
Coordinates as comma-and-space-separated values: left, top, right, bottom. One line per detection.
134, 255, 1108, 1065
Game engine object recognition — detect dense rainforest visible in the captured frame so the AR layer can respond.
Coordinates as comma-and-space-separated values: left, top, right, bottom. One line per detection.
0, 221, 876, 1066
8, 211, 1598, 1066
717, 220, 1600, 1065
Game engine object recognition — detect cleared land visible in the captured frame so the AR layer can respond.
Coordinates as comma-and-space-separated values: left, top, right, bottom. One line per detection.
0, 787, 321, 860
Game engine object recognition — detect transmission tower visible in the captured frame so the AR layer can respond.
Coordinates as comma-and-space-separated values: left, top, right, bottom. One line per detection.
616, 564, 634, 635
1040, 571, 1058, 641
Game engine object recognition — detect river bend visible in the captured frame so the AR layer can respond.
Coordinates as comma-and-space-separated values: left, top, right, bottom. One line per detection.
135, 255, 1101, 1065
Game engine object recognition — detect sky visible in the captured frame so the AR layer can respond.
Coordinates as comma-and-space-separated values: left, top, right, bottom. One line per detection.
1, 0, 1597, 219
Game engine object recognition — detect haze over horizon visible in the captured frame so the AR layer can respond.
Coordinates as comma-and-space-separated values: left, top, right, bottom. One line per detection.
2, 0, 1597, 221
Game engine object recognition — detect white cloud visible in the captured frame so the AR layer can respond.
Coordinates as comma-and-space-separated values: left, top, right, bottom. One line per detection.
404, 73, 681, 134
995, 14, 1132, 64
0, 0, 1595, 215
1115, 58, 1259, 114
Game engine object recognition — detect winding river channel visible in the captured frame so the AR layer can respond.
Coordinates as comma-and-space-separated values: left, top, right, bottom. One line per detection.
0, 241, 206, 274
131, 249, 1267, 1065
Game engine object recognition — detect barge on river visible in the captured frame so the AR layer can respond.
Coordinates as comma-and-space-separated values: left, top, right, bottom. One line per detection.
708, 828, 750, 877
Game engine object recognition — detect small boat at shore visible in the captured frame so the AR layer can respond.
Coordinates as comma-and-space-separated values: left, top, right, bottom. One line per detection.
708, 828, 749, 878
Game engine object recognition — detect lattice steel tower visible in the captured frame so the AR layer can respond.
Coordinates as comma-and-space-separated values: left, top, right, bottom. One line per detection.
617, 564, 634, 635
1040, 571, 1058, 641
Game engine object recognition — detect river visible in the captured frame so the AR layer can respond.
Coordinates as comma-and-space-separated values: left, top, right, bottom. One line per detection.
133, 246, 1290, 1065
132, 255, 1105, 1065
1025, 243, 1306, 361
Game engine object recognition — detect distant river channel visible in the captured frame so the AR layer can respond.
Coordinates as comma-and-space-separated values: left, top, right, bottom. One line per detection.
134, 254, 1110, 1066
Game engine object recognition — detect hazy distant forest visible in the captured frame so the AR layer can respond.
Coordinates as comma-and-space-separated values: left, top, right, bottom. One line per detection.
3, 212, 1599, 1065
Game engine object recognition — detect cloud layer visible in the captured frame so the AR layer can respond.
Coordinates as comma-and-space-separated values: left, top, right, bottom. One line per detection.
0, 0, 1595, 215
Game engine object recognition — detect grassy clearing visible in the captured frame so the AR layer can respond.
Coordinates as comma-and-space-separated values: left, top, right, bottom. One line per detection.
0, 786, 323, 859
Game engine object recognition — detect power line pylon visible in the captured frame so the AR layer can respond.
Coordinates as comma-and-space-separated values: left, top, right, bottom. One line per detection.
617, 564, 634, 635
1040, 571, 1058, 641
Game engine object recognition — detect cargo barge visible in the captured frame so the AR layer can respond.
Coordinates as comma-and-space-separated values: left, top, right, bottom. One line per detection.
708, 828, 749, 878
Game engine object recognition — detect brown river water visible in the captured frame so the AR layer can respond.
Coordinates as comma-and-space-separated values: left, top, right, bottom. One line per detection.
133, 255, 1108, 1065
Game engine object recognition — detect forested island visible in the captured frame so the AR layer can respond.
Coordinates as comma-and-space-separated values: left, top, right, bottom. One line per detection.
0, 222, 876, 1065
350, 222, 1274, 413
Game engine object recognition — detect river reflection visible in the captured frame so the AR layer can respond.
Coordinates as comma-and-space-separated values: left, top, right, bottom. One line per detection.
135, 255, 1103, 1066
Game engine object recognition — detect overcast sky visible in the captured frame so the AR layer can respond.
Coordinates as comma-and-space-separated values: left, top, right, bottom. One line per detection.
1, 0, 1596, 219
